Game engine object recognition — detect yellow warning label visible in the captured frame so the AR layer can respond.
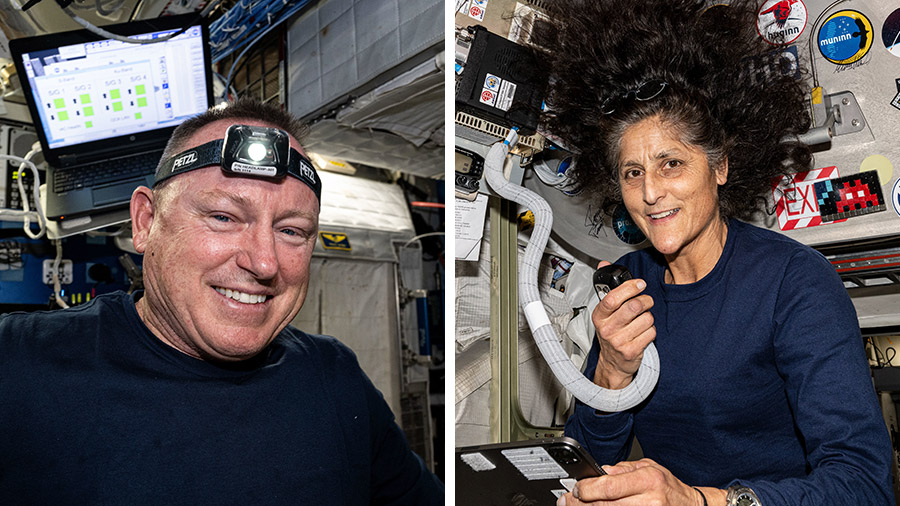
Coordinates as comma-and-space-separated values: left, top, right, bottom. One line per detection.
811, 87, 823, 105
320, 232, 351, 251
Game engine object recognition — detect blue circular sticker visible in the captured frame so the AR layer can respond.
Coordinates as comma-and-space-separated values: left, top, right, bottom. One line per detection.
817, 10, 873, 64
612, 204, 647, 245
892, 177, 900, 218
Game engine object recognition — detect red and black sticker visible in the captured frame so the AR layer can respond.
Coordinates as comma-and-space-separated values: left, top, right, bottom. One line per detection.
757, 0, 807, 45
813, 171, 886, 222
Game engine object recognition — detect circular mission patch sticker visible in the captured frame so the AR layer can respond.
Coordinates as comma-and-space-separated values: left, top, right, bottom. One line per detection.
817, 10, 874, 65
757, 0, 807, 45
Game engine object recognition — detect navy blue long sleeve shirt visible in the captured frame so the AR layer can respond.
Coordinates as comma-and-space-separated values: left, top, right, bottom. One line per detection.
0, 291, 443, 505
566, 219, 894, 505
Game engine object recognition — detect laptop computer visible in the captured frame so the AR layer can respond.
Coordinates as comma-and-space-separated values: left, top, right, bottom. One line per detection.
456, 437, 606, 505
10, 14, 213, 221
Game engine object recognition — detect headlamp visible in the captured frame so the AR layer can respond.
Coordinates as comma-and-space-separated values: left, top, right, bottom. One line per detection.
154, 124, 321, 200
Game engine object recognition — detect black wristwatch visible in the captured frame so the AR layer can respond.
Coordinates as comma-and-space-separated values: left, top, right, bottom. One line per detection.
726, 485, 761, 506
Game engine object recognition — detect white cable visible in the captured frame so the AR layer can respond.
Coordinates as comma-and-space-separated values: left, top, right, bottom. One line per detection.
60, 4, 222, 45
0, 151, 47, 239
484, 129, 660, 412
403, 232, 445, 248
63, 10, 187, 44
52, 239, 69, 309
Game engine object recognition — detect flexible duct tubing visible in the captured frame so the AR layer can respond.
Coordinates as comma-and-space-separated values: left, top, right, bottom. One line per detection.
484, 128, 660, 412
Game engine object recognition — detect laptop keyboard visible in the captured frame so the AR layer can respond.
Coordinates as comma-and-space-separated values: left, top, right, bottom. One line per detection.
53, 151, 159, 194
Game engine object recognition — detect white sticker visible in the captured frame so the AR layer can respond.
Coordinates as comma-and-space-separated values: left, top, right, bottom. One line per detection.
502, 447, 569, 481
468, 0, 487, 21
560, 478, 577, 492
455, 193, 489, 261
551, 489, 567, 498
479, 88, 497, 107
230, 162, 277, 177
460, 452, 496, 472
496, 80, 517, 111
756, 0, 807, 45
483, 73, 501, 92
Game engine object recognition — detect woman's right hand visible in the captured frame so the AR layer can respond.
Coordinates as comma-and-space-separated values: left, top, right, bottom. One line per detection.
591, 261, 657, 390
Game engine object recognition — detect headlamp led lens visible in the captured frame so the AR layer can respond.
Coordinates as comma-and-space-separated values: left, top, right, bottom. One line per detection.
247, 142, 267, 162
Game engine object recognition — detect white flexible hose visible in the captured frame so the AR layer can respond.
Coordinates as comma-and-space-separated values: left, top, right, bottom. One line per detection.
484, 129, 660, 412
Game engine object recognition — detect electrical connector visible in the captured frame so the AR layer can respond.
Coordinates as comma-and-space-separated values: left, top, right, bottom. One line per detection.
42, 259, 73, 285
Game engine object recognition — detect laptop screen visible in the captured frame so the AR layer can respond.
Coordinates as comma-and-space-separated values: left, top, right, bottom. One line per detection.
16, 23, 208, 151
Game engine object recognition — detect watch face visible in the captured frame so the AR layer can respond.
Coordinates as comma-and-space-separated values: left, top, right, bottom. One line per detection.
736, 493, 757, 506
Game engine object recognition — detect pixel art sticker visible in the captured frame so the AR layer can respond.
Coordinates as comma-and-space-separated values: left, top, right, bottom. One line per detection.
814, 171, 886, 222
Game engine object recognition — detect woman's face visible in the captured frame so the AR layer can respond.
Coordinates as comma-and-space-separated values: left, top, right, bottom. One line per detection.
617, 115, 727, 259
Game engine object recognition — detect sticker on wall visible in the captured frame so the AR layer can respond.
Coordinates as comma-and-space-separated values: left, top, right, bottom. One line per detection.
770, 166, 846, 230
882, 8, 900, 57
320, 232, 351, 251
892, 177, 900, 218
467, 0, 487, 22
757, 0, 807, 45
892, 79, 900, 111
814, 171, 886, 222
860, 154, 894, 187
612, 204, 646, 245
817, 10, 873, 65
745, 46, 801, 86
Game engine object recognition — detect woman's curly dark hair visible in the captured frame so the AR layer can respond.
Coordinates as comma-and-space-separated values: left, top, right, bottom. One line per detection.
531, 0, 812, 221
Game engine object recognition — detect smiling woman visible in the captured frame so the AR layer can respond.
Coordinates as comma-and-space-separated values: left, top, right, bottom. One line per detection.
617, 117, 729, 282
528, 1, 896, 505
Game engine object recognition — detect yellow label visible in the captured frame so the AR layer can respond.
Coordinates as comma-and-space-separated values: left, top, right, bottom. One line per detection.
811, 87, 823, 105
320, 232, 352, 251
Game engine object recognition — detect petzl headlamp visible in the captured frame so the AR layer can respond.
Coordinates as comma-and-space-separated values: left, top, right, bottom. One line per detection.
153, 124, 322, 200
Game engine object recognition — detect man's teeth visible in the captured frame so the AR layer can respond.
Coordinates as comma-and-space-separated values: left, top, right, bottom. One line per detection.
214, 287, 267, 304
650, 209, 678, 219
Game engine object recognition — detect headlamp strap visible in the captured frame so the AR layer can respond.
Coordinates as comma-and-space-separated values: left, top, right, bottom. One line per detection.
156, 139, 224, 181
154, 139, 322, 200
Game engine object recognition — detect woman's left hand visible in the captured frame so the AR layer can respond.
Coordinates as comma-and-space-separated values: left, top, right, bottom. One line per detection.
557, 459, 718, 506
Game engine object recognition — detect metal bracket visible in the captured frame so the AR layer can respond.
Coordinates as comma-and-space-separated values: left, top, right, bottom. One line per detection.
799, 89, 868, 145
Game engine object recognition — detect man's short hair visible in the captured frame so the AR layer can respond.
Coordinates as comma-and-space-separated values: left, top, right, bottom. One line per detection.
156, 98, 309, 180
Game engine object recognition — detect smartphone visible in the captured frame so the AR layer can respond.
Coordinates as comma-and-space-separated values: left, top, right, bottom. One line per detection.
456, 437, 605, 505
593, 264, 633, 299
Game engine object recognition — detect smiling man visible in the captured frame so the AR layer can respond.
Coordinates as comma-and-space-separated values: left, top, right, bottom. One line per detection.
0, 99, 444, 504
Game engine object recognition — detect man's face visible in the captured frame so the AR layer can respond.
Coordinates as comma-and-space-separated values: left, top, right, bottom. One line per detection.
131, 119, 319, 362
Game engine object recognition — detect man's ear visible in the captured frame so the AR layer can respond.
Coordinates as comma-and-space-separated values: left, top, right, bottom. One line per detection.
716, 157, 729, 186
130, 186, 155, 254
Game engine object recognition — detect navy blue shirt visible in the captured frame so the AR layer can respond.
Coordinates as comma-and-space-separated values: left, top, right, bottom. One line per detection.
566, 219, 894, 505
0, 291, 443, 505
